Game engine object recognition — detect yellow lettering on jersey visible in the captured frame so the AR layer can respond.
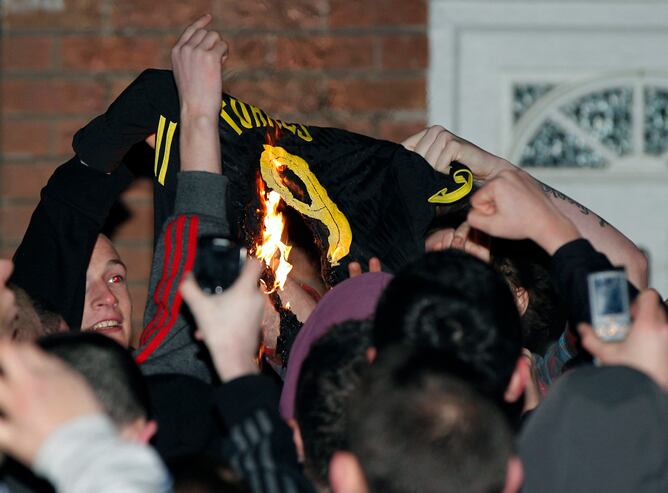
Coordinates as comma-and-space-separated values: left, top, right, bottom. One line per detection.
250, 104, 268, 127
220, 100, 243, 136
154, 115, 166, 176
158, 120, 177, 186
428, 168, 473, 204
260, 145, 352, 265
220, 96, 313, 143
230, 99, 253, 129
296, 125, 313, 142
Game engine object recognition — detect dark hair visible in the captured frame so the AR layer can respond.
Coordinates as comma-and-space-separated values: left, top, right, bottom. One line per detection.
38, 332, 151, 426
374, 250, 522, 404
295, 320, 372, 488
427, 196, 567, 354
348, 347, 514, 493
491, 239, 566, 353
426, 184, 479, 237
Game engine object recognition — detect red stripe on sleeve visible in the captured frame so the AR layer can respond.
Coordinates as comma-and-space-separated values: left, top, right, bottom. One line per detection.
138, 219, 175, 346
139, 216, 184, 346
136, 215, 199, 364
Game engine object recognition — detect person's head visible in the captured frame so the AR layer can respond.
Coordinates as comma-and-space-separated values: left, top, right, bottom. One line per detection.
81, 234, 133, 348
520, 366, 668, 492
280, 272, 393, 420
329, 348, 522, 493
294, 320, 373, 490
374, 250, 525, 412
426, 202, 564, 354
491, 239, 566, 353
38, 331, 154, 443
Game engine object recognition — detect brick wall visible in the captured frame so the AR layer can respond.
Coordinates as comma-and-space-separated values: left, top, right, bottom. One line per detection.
0, 0, 428, 335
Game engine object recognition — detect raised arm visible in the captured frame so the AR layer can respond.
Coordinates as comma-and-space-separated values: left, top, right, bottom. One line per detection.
0, 342, 170, 493
134, 15, 233, 379
403, 126, 648, 288
171, 13, 227, 174
180, 262, 316, 493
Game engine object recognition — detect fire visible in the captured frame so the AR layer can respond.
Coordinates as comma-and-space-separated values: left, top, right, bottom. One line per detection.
254, 168, 293, 292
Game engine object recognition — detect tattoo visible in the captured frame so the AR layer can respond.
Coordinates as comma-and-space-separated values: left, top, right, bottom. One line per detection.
541, 184, 608, 228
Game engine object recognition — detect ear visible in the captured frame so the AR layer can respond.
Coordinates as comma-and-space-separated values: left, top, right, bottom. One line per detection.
120, 418, 158, 444
287, 418, 305, 463
502, 456, 524, 493
504, 356, 529, 403
514, 287, 529, 316
366, 346, 377, 363
329, 451, 369, 493
138, 419, 158, 444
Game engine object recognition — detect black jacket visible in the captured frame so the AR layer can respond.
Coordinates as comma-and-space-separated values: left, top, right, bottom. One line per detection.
10, 158, 132, 330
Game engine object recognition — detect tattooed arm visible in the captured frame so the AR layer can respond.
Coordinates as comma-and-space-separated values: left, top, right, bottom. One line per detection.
538, 182, 647, 288
403, 126, 648, 289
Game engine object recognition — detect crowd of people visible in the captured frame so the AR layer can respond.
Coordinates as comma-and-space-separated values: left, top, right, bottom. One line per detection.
1, 14, 668, 493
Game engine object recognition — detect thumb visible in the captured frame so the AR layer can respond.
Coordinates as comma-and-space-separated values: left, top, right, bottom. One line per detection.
180, 274, 206, 309
401, 128, 428, 151
237, 258, 263, 292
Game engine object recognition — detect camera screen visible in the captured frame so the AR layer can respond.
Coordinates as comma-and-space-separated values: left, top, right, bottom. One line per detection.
593, 276, 626, 316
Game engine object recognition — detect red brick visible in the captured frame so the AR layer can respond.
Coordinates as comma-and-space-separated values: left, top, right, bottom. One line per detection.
378, 119, 426, 143
0, 162, 58, 198
3, 0, 101, 30
2, 79, 106, 116
0, 202, 36, 241
157, 35, 179, 68
112, 202, 153, 241
114, 243, 152, 283
303, 113, 377, 137
217, 0, 326, 30
327, 78, 425, 111
1, 36, 53, 70
62, 36, 163, 71
276, 35, 374, 70
111, 0, 213, 29
225, 36, 275, 72
1, 120, 51, 156
225, 77, 321, 115
381, 34, 428, 69
110, 77, 138, 99
53, 117, 92, 156
329, 0, 426, 27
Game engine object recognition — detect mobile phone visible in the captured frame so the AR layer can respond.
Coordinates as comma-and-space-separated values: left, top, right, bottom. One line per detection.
193, 236, 247, 294
587, 270, 631, 341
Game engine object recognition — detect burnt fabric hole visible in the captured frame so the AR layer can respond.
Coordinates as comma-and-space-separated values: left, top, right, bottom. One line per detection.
278, 167, 310, 206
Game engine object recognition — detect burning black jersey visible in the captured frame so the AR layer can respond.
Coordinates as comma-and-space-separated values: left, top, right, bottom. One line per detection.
74, 69, 472, 285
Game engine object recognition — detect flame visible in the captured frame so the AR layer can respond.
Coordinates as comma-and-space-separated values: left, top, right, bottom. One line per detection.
254, 164, 293, 292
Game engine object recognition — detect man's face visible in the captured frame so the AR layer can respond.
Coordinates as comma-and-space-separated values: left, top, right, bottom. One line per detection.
81, 235, 133, 347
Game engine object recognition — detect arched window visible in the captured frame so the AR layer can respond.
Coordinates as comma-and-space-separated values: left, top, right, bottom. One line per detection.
508, 74, 668, 173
